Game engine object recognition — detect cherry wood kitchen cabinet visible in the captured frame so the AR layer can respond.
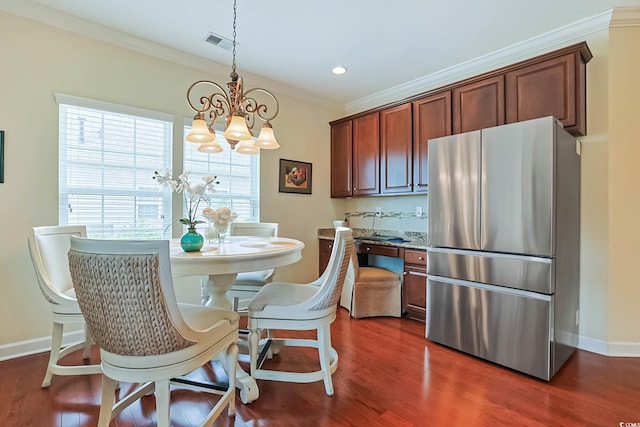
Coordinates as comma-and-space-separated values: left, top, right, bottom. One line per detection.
330, 120, 353, 197
352, 112, 380, 196
318, 239, 334, 275
403, 249, 427, 322
453, 75, 505, 134
412, 91, 452, 193
329, 42, 592, 199
506, 44, 592, 136
380, 103, 413, 194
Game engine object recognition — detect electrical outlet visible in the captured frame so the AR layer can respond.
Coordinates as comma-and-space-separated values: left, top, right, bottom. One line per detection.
416, 206, 423, 218
375, 207, 382, 217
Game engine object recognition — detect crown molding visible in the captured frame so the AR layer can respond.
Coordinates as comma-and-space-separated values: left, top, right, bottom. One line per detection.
0, 1, 341, 112
345, 9, 614, 115
611, 6, 640, 27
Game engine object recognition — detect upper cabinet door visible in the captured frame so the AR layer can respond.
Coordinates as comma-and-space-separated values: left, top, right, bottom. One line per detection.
352, 112, 380, 196
506, 52, 586, 136
412, 91, 452, 193
330, 120, 353, 198
381, 103, 413, 194
453, 75, 505, 134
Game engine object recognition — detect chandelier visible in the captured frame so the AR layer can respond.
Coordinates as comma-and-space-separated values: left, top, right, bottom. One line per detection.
185, 0, 280, 155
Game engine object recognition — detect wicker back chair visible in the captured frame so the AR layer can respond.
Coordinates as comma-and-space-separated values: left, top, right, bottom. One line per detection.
68, 237, 239, 427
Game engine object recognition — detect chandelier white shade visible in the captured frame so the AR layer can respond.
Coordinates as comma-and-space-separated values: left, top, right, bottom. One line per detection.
185, 0, 280, 155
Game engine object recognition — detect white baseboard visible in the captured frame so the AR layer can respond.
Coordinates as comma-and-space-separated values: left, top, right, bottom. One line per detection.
0, 330, 84, 362
577, 334, 609, 355
578, 335, 640, 357
2, 331, 638, 361
607, 341, 640, 357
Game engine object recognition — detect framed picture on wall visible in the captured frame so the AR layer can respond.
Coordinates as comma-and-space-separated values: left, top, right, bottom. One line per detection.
278, 158, 312, 194
0, 130, 4, 183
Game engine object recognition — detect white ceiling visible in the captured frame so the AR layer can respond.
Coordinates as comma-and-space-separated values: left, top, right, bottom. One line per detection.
3, 0, 640, 107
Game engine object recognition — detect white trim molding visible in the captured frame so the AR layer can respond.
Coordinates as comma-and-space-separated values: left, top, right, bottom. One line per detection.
0, 330, 85, 362
607, 341, 640, 357
578, 335, 640, 357
346, 9, 614, 115
578, 334, 609, 356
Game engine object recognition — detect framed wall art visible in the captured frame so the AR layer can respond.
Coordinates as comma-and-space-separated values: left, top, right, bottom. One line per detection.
279, 158, 312, 194
0, 130, 4, 183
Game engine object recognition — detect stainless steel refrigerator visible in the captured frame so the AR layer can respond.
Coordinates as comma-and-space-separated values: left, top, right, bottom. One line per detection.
426, 116, 580, 380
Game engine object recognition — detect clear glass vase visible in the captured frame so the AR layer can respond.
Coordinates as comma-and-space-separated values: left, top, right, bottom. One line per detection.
215, 222, 230, 244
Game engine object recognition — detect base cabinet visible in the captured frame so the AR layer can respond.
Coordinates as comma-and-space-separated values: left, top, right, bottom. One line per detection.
403, 249, 427, 322
318, 239, 333, 275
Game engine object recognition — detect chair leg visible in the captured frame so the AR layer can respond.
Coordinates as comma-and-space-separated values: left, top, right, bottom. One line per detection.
82, 325, 92, 360
248, 328, 260, 377
226, 343, 239, 416
318, 325, 334, 396
42, 322, 63, 388
155, 379, 171, 427
98, 376, 118, 427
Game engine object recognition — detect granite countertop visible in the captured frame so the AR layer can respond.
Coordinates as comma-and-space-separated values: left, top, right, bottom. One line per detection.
317, 228, 429, 251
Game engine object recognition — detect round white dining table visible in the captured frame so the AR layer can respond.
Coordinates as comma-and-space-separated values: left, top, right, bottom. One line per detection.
169, 235, 305, 403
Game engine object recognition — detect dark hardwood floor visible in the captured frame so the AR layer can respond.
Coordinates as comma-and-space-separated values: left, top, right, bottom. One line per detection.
1, 308, 639, 426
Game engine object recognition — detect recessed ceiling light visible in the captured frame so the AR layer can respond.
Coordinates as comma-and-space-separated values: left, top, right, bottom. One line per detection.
332, 66, 347, 75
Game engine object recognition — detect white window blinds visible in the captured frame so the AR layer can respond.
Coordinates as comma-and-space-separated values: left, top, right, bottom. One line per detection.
57, 94, 173, 238
183, 123, 260, 222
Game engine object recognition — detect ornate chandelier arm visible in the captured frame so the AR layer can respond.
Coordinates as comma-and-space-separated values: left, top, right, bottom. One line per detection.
186, 80, 233, 125
242, 87, 280, 123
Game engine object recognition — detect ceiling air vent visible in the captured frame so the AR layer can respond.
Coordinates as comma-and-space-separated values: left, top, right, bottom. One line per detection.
204, 32, 233, 50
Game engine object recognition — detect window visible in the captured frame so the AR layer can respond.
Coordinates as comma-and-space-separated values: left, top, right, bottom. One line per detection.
183, 122, 260, 222
57, 94, 173, 238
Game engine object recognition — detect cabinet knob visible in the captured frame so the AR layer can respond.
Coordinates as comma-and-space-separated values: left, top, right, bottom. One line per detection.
418, 256, 424, 260
403, 271, 408, 275
329, 244, 333, 249
366, 247, 371, 251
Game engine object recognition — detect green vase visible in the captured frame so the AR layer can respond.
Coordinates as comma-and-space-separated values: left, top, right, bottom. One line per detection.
180, 227, 204, 252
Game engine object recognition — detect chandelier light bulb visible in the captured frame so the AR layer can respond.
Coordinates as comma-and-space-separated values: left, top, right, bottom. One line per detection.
197, 141, 223, 153
186, 118, 215, 143
235, 139, 259, 155
254, 122, 280, 149
223, 114, 253, 141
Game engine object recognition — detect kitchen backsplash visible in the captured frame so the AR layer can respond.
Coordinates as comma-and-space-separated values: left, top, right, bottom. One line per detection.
341, 195, 428, 234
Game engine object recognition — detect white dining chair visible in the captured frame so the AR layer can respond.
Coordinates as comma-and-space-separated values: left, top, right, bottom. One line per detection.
27, 225, 102, 388
247, 227, 353, 396
227, 222, 279, 312
68, 237, 239, 427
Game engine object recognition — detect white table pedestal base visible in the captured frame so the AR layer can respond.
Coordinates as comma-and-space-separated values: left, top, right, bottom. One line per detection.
200, 273, 260, 403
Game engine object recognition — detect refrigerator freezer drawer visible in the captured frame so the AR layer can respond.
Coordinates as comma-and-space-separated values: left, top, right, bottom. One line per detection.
427, 248, 554, 294
427, 276, 553, 380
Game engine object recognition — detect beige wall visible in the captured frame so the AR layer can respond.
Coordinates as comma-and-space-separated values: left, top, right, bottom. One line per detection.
0, 12, 343, 347
579, 29, 610, 345
608, 20, 640, 347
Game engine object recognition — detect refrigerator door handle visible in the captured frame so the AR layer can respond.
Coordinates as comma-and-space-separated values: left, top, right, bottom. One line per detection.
427, 274, 552, 301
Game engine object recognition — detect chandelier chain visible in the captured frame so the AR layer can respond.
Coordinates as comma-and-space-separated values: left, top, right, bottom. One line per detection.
231, 0, 237, 79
